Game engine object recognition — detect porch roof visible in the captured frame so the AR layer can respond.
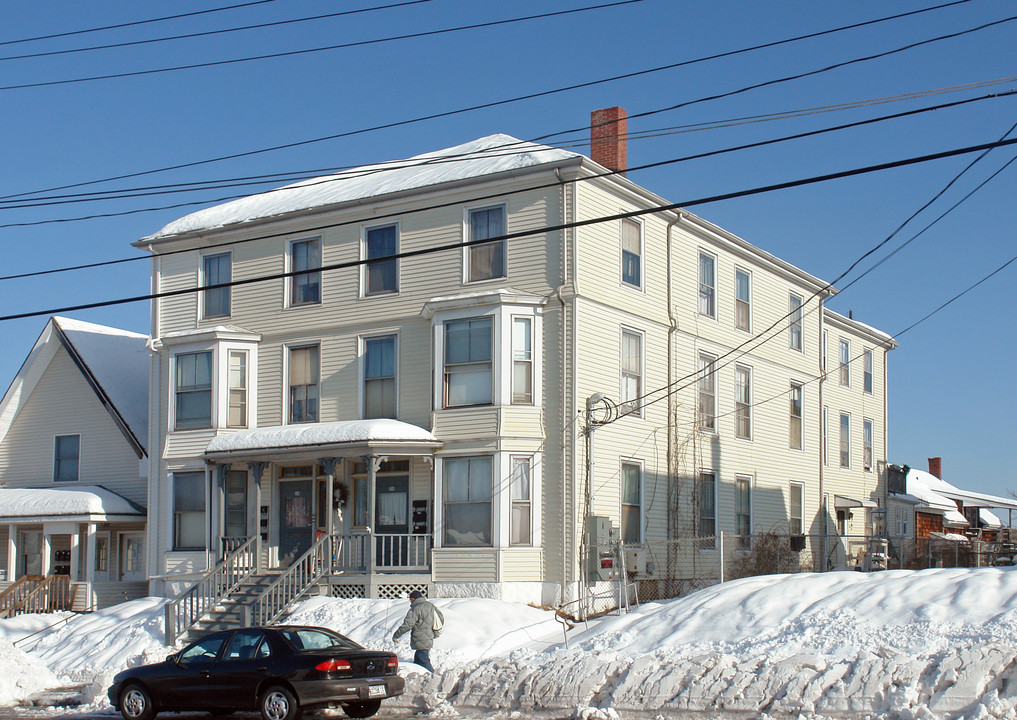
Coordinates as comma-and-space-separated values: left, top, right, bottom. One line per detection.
204, 419, 442, 461
0, 485, 145, 522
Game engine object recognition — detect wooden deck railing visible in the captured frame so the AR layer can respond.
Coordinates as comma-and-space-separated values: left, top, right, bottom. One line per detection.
0, 575, 44, 618
0, 575, 76, 618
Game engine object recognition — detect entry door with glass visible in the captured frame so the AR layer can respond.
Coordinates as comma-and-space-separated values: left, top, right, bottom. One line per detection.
278, 480, 313, 566
119, 532, 145, 581
375, 475, 409, 567
17, 530, 42, 576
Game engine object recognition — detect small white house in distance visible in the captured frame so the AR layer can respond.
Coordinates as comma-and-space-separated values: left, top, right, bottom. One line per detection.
135, 108, 895, 612
0, 317, 149, 612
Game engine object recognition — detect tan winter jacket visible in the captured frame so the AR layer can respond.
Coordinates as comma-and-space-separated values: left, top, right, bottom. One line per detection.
392, 598, 443, 649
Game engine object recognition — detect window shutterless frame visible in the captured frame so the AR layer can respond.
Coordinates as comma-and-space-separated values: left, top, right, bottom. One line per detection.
464, 204, 507, 283
698, 250, 717, 319
620, 459, 643, 544
735, 267, 751, 332
361, 333, 398, 419
789, 292, 803, 351
287, 344, 320, 424
620, 216, 643, 290
362, 223, 399, 296
53, 434, 80, 482
201, 251, 232, 320
287, 237, 322, 307
789, 482, 804, 535
619, 327, 644, 417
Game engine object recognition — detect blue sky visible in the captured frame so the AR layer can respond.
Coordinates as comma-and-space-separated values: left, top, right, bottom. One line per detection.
1, 1, 1014, 499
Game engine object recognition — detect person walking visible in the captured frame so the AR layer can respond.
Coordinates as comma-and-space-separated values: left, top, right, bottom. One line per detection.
392, 590, 444, 672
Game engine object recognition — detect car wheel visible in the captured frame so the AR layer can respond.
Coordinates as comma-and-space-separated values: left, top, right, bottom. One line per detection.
119, 683, 156, 720
340, 700, 382, 719
259, 685, 302, 720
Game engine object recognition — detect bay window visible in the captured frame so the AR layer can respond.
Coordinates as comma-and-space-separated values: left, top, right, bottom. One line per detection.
443, 456, 492, 547
175, 351, 212, 429
510, 456, 532, 546
444, 317, 492, 407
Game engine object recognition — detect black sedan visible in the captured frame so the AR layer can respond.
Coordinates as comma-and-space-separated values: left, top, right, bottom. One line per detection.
108, 625, 404, 720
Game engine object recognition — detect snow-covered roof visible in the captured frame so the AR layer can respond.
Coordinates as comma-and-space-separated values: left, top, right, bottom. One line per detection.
141, 135, 581, 242
823, 307, 898, 347
205, 419, 440, 457
906, 468, 968, 525
0, 485, 144, 521
54, 317, 149, 451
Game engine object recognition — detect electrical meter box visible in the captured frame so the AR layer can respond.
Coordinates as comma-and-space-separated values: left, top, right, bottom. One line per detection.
586, 516, 617, 581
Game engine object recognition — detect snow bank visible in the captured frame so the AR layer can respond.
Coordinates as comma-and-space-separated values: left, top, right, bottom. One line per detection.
0, 638, 64, 706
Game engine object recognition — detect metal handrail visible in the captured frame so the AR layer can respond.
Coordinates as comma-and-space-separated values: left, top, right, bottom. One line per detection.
250, 533, 335, 626
164, 535, 259, 645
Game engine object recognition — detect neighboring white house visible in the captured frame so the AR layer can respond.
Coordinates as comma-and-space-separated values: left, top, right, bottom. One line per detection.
135, 108, 896, 606
0, 316, 149, 610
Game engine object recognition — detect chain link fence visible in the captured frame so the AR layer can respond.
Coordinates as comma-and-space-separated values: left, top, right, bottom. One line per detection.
578, 531, 1016, 612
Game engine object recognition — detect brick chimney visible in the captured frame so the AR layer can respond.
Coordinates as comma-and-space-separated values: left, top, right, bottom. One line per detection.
928, 457, 942, 479
590, 106, 627, 175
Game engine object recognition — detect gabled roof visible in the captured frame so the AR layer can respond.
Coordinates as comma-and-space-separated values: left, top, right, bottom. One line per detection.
139, 134, 581, 243
0, 317, 149, 458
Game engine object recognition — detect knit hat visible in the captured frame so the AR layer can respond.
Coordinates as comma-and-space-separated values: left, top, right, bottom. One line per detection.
409, 590, 424, 600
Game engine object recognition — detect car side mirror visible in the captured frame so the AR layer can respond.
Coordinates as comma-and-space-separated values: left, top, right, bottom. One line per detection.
166, 653, 179, 664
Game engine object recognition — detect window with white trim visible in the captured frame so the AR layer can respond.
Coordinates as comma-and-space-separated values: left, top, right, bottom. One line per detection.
467, 206, 506, 282
227, 350, 247, 428
698, 471, 716, 546
173, 471, 206, 551
621, 218, 642, 288
443, 456, 492, 547
364, 224, 398, 295
863, 418, 873, 472
289, 345, 319, 423
789, 482, 804, 535
863, 349, 873, 394
839, 412, 851, 468
735, 475, 751, 547
698, 352, 717, 431
512, 317, 533, 404
789, 293, 803, 351
53, 434, 79, 482
839, 339, 850, 386
444, 317, 492, 407
620, 329, 643, 416
202, 252, 231, 319
224, 470, 248, 538
289, 238, 321, 306
822, 405, 829, 466
735, 364, 751, 439
789, 382, 803, 450
510, 456, 532, 546
621, 461, 642, 544
698, 251, 716, 318
735, 268, 751, 331
175, 351, 213, 430
363, 335, 396, 419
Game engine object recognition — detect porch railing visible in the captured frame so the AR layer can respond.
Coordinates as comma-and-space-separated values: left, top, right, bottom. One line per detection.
164, 535, 259, 645
0, 575, 44, 618
250, 532, 333, 626
20, 575, 75, 614
329, 532, 432, 573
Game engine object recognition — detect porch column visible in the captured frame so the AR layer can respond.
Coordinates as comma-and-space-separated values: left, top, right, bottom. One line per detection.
319, 458, 339, 539
367, 456, 381, 575
41, 532, 51, 575
6, 526, 16, 581
84, 523, 96, 585
69, 527, 80, 580
215, 464, 231, 557
249, 462, 270, 571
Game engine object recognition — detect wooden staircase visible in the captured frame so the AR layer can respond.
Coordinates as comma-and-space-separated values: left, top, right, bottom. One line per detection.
0, 575, 76, 618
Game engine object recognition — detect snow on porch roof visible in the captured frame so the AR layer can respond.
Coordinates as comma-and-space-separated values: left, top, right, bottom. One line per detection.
0, 485, 145, 521
205, 419, 441, 457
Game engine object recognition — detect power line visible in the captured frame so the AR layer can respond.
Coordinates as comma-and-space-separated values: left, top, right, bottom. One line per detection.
0, 0, 973, 201
0, 1, 437, 62
0, 0, 644, 92
4, 90, 1012, 280
2, 134, 1016, 323
0, 0, 283, 47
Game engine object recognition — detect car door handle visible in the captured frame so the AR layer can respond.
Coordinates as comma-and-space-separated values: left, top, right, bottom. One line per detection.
256, 667, 268, 672
201, 671, 211, 678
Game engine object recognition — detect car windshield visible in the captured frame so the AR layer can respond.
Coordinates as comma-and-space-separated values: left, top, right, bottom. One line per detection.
278, 628, 360, 652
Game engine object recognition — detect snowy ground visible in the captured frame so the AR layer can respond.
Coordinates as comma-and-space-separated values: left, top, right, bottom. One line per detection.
3, 567, 1017, 719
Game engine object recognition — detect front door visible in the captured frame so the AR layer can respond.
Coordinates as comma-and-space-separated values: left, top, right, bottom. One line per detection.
375, 477, 409, 567
17, 530, 42, 576
279, 480, 313, 566
119, 532, 145, 581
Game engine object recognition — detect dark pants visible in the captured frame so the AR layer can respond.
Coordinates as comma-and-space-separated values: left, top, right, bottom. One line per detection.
413, 648, 433, 672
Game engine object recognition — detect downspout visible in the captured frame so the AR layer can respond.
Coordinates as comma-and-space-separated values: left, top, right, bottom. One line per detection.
554, 167, 570, 604
818, 298, 826, 567
666, 217, 680, 544
882, 345, 890, 513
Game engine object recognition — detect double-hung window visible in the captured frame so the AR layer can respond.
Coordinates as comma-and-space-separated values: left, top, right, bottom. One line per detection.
735, 364, 751, 439
839, 412, 851, 468
863, 350, 873, 394
698, 352, 717, 431
698, 471, 717, 546
698, 252, 716, 318
735, 476, 751, 547
364, 335, 396, 419
173, 471, 206, 551
467, 206, 506, 282
863, 419, 873, 472
512, 317, 533, 404
620, 329, 643, 416
735, 268, 751, 331
224, 470, 248, 539
620, 218, 642, 288
839, 340, 850, 386
789, 482, 804, 535
53, 434, 80, 482
621, 461, 642, 544
227, 350, 247, 428
789, 293, 803, 351
444, 318, 492, 407
290, 238, 321, 306
510, 456, 532, 546
175, 351, 213, 429
444, 456, 492, 546
789, 382, 803, 450
202, 252, 231, 319
364, 225, 398, 295
289, 345, 319, 423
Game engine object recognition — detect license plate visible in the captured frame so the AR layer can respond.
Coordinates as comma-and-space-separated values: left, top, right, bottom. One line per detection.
368, 685, 386, 698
